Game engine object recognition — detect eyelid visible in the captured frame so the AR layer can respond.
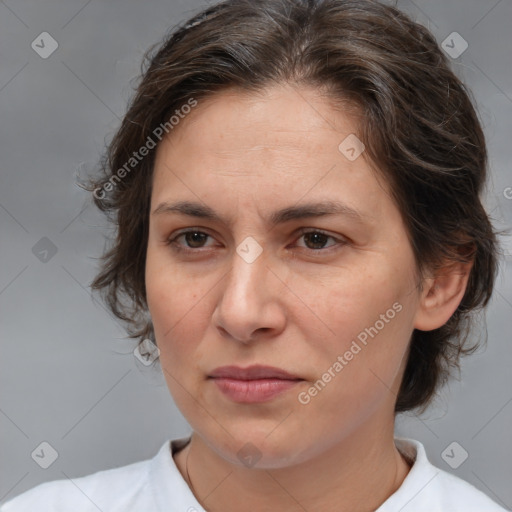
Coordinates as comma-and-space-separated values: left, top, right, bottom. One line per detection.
293, 227, 346, 250
166, 226, 348, 254
166, 227, 218, 251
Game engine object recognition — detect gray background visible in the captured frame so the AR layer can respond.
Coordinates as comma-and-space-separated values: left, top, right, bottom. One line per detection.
0, 0, 511, 508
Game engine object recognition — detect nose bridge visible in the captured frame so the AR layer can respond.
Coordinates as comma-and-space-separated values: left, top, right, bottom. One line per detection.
214, 239, 282, 342
223, 241, 268, 307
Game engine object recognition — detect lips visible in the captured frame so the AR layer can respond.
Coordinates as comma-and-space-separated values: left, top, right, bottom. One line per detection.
208, 365, 303, 403
208, 365, 301, 381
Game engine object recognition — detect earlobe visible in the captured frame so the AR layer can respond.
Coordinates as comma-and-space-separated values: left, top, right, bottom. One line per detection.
413, 260, 473, 331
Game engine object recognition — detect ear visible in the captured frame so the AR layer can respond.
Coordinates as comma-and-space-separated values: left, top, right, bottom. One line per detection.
413, 259, 473, 331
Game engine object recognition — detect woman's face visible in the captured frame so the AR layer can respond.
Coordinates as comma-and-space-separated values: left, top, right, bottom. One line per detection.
145, 84, 422, 468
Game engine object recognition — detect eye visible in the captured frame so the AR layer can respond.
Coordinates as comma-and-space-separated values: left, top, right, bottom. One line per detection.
292, 228, 347, 252
166, 229, 215, 251
166, 228, 347, 254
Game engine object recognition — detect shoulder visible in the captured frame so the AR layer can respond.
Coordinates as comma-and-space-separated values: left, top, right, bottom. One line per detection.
431, 467, 507, 511
0, 443, 165, 512
379, 438, 509, 512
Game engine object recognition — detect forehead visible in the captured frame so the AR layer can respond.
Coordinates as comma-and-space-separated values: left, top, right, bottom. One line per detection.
160, 85, 360, 156
151, 84, 392, 220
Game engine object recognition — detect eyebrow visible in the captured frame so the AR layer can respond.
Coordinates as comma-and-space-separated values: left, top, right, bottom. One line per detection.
152, 199, 368, 227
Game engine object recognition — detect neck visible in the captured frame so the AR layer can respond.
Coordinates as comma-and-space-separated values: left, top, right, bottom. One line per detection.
174, 415, 411, 512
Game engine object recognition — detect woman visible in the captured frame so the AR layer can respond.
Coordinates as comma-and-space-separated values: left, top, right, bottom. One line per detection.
2, 0, 507, 510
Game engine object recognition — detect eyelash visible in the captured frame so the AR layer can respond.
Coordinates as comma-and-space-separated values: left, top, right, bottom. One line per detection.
165, 228, 347, 255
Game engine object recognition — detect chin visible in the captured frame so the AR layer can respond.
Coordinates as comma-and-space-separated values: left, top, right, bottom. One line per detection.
202, 424, 314, 470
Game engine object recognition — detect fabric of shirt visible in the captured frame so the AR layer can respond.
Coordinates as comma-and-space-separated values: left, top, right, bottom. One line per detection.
1, 436, 508, 511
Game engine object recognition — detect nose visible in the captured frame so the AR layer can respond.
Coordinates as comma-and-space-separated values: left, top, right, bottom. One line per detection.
212, 245, 286, 344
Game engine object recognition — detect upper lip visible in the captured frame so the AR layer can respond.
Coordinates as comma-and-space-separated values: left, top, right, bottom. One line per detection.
208, 365, 302, 380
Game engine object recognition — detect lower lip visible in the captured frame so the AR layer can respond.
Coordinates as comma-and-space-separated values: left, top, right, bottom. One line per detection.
211, 378, 302, 403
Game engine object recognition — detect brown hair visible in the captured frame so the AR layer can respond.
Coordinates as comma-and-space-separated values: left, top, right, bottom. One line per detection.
79, 0, 500, 413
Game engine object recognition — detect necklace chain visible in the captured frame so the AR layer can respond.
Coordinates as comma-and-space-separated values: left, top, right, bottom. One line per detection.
182, 441, 409, 505
185, 444, 197, 496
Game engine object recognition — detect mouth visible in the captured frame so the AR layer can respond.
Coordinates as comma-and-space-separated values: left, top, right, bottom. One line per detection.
208, 365, 304, 403
209, 365, 302, 380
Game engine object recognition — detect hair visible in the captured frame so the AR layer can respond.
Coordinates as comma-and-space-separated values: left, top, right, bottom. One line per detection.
78, 0, 501, 413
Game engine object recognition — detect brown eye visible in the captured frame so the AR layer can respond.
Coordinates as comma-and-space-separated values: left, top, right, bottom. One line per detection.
166, 230, 214, 251
294, 229, 346, 252
181, 231, 209, 248
302, 231, 331, 250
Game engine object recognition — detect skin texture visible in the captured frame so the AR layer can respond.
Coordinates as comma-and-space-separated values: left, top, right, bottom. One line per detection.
145, 83, 472, 512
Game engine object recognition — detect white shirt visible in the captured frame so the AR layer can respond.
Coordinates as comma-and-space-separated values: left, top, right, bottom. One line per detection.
1, 437, 507, 511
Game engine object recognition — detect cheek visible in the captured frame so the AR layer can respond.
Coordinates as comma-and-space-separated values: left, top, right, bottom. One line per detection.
146, 244, 199, 321
145, 252, 205, 359
297, 261, 415, 403
146, 261, 211, 411
296, 262, 405, 346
